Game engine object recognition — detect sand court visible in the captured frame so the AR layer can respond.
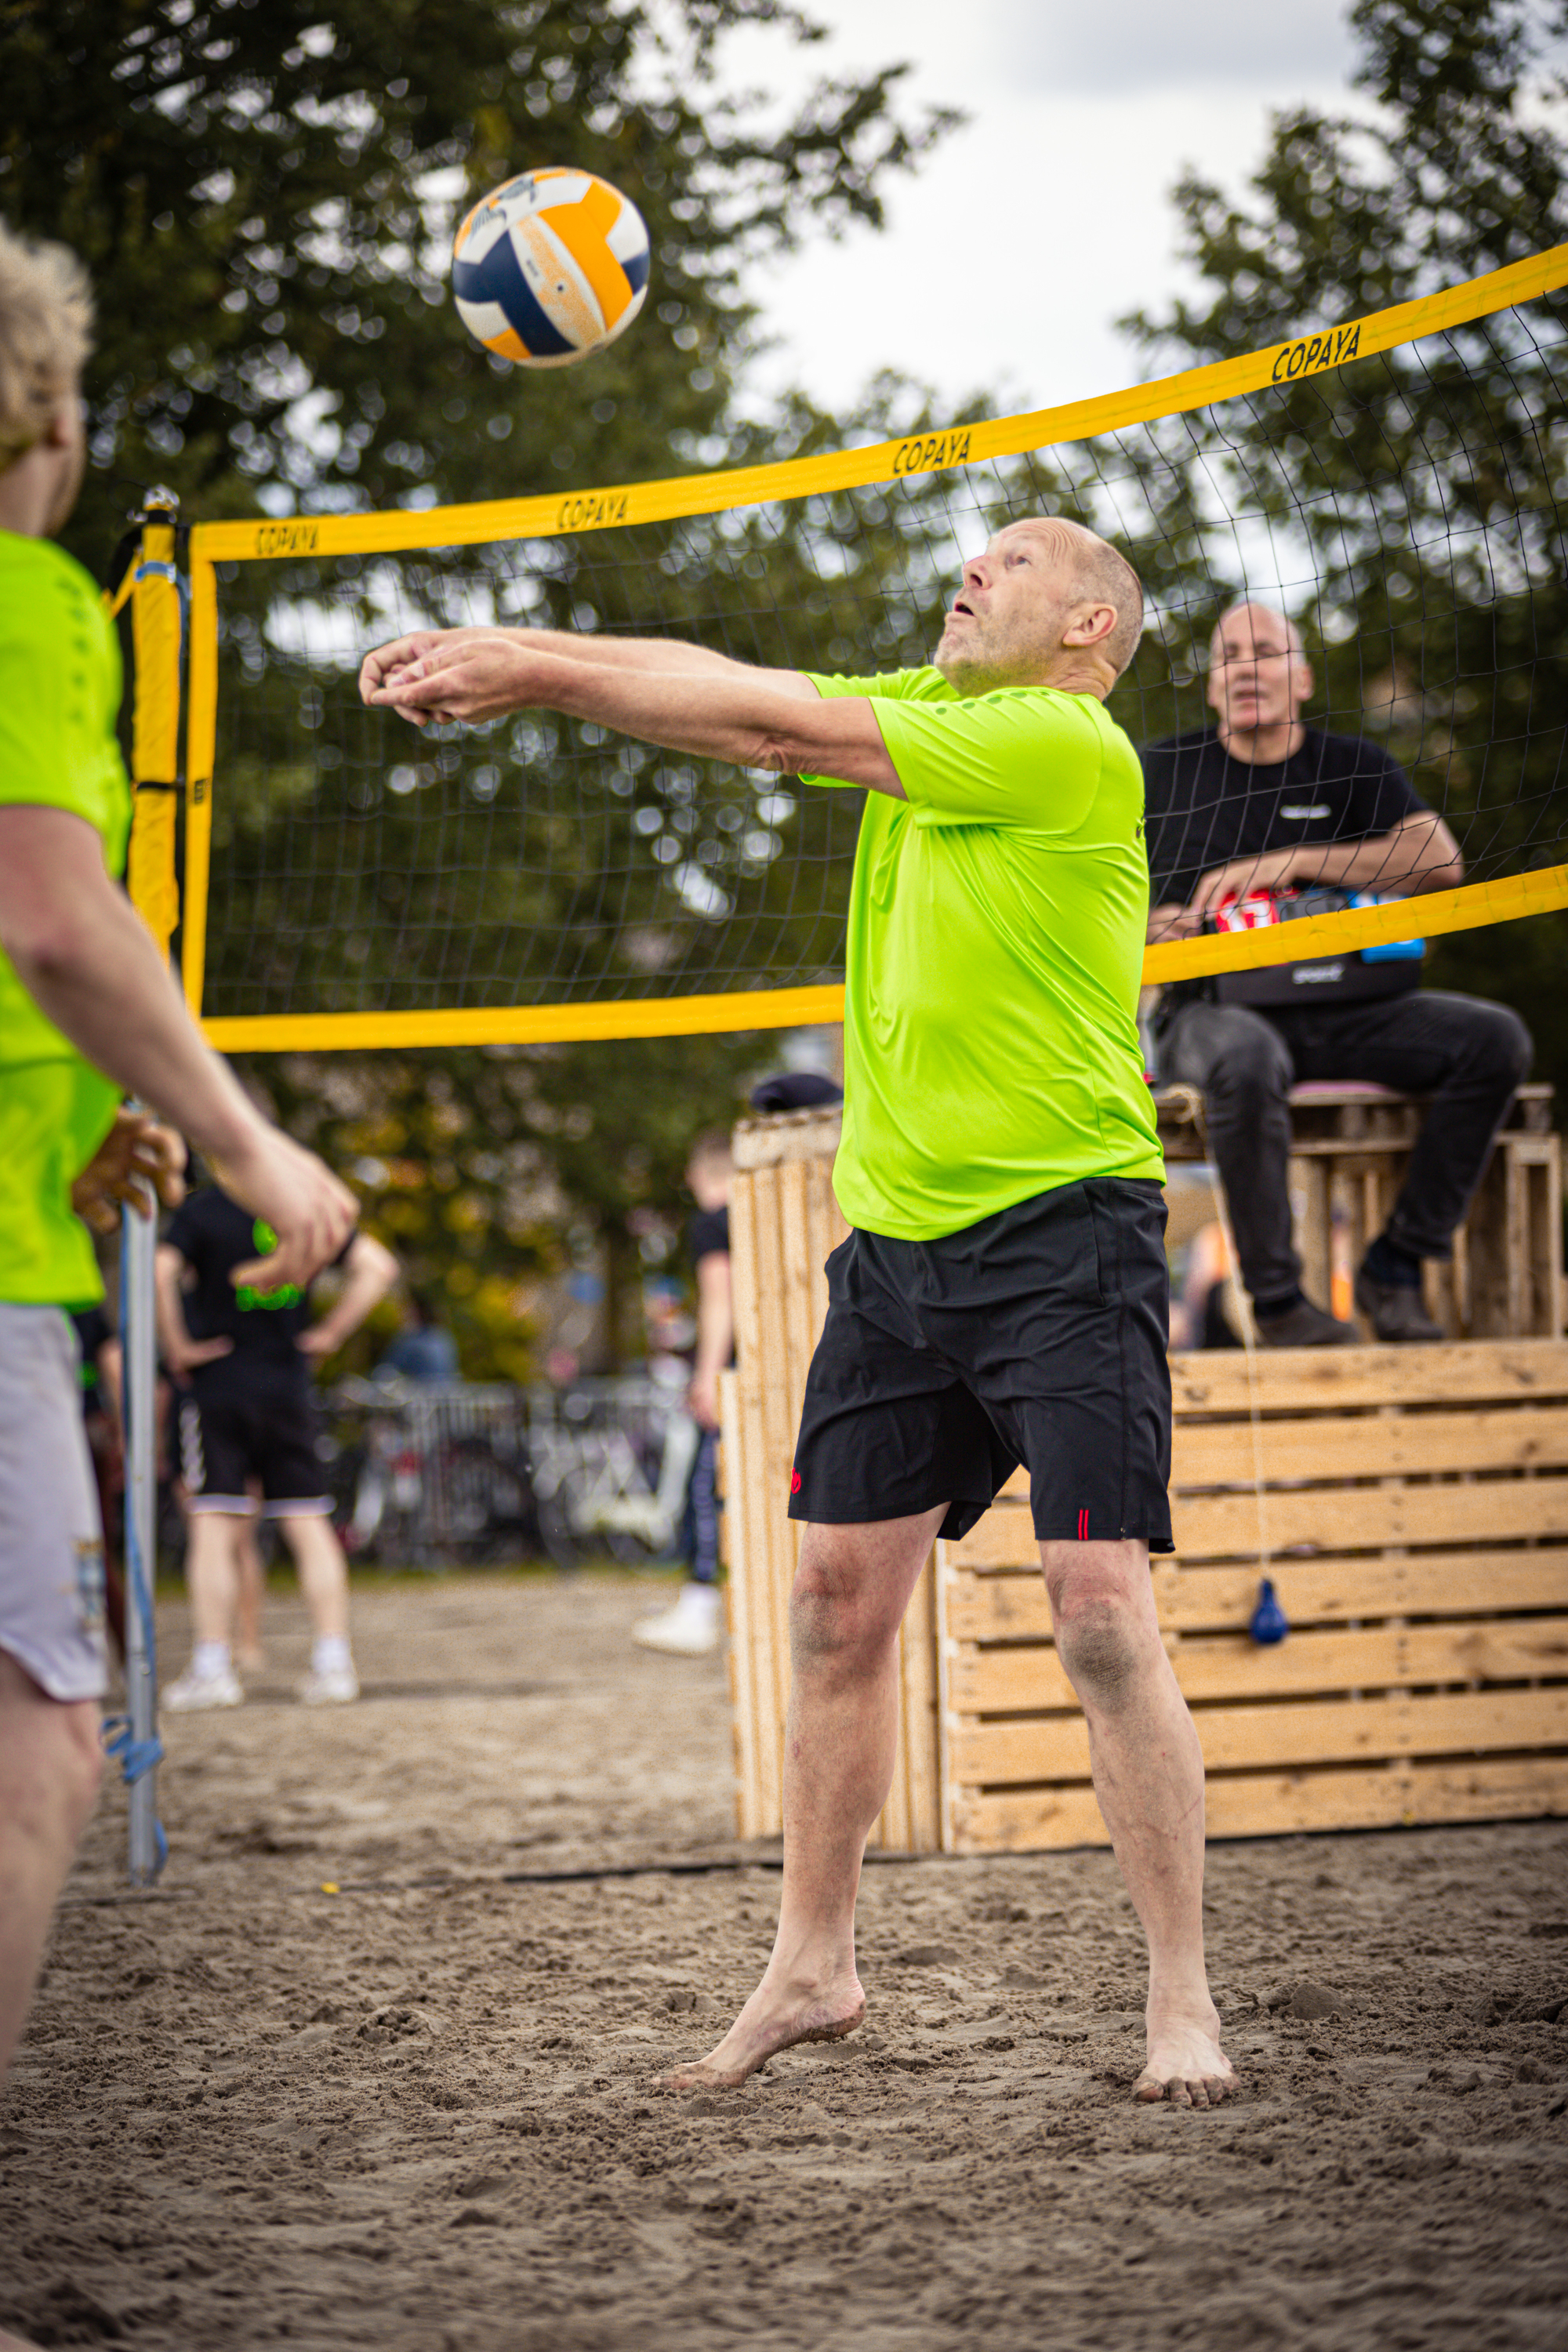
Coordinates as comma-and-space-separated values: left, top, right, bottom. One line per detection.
2, 1571, 1566, 2350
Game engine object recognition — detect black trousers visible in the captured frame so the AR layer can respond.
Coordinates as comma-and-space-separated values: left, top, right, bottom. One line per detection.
1156, 989, 1533, 1305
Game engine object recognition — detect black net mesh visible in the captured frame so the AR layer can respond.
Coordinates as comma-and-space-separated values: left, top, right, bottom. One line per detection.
194, 286, 1567, 1024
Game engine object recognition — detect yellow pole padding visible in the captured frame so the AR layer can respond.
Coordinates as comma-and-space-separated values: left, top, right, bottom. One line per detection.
125, 511, 183, 960
181, 554, 218, 1018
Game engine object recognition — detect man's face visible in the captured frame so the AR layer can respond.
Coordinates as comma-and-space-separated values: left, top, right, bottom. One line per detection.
934, 521, 1073, 690
1206, 605, 1312, 735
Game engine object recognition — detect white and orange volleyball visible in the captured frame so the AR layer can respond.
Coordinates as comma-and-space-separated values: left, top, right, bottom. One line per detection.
451, 168, 651, 367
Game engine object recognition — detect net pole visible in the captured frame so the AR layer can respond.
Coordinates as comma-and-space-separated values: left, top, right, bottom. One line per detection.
118, 1203, 162, 1885
118, 495, 183, 1885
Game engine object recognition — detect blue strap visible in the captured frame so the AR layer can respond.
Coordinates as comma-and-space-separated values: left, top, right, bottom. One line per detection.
102, 1715, 165, 1781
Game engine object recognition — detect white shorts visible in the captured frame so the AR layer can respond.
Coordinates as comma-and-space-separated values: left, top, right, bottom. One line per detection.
0, 1304, 108, 1702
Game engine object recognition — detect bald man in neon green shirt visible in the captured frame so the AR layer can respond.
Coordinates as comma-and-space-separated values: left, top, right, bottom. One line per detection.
363, 513, 1234, 2112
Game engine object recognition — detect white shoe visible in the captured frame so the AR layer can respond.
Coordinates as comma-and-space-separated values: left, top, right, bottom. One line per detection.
296, 1664, 360, 1705
163, 1664, 243, 1711
631, 1583, 723, 1656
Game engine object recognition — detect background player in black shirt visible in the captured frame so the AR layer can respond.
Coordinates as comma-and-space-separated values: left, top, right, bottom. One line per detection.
155, 1185, 397, 1708
1144, 604, 1531, 1345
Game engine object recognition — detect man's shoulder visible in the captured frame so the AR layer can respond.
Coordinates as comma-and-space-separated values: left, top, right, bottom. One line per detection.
1142, 728, 1220, 761
1301, 727, 1402, 774
805, 665, 953, 704
0, 535, 103, 642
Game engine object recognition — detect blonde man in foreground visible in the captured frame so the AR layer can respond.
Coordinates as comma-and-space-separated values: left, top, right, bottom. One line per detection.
0, 224, 355, 2271
361, 513, 1233, 2108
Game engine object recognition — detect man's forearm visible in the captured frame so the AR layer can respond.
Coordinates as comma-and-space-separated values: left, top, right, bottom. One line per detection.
10, 884, 256, 1161
539, 655, 895, 790
505, 629, 753, 680
1301, 822, 1464, 897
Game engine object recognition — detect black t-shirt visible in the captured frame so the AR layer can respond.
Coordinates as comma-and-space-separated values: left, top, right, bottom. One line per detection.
165, 1187, 350, 1384
1142, 728, 1425, 910
688, 1205, 731, 1266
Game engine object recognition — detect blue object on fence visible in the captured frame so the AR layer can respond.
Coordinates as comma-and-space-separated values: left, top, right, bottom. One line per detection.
1250, 1577, 1290, 1645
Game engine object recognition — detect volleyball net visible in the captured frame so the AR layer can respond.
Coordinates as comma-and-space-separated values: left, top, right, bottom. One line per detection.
126, 243, 1568, 1053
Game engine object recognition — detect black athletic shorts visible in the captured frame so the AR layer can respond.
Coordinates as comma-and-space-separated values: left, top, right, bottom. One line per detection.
789, 1178, 1174, 1551
179, 1373, 332, 1517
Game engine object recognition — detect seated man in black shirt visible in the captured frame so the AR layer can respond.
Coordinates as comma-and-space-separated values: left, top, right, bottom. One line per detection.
1144, 602, 1531, 1345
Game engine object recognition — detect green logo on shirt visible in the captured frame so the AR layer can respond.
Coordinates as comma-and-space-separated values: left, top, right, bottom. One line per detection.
236, 1218, 302, 1312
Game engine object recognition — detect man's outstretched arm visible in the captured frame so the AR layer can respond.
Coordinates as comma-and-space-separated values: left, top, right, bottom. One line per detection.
361, 633, 902, 796
359, 623, 821, 708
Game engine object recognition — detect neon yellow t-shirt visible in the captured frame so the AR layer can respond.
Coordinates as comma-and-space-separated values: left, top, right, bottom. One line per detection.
0, 532, 132, 1305
802, 666, 1163, 1240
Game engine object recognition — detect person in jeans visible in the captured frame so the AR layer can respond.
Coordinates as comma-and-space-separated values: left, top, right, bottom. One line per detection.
1144, 603, 1531, 1345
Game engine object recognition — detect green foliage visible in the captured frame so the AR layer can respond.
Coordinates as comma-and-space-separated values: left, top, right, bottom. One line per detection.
1, 0, 956, 564
1120, 0, 1568, 1111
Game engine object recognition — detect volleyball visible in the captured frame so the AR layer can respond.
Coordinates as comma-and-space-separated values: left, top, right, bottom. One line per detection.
451, 167, 651, 368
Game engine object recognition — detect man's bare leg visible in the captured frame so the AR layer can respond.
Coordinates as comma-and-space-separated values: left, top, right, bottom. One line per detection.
278, 1512, 350, 1641
185, 1509, 244, 1647
234, 1516, 267, 1672
661, 1504, 946, 2090
0, 1648, 102, 2087
1041, 1537, 1233, 2107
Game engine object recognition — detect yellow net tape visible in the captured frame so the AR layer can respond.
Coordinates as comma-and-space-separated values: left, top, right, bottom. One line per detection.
180, 241, 1568, 1054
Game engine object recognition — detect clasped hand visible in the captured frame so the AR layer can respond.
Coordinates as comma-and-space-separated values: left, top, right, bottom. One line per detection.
359, 627, 554, 726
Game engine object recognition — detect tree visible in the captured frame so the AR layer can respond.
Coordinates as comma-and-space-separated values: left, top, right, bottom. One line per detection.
1119, 0, 1568, 1115
0, 0, 959, 1373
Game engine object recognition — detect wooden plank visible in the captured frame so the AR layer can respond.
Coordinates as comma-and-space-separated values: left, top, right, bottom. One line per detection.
948, 1685, 1568, 1786
717, 1370, 759, 1838
902, 1550, 944, 1852
1172, 1473, 1568, 1558
942, 1549, 1568, 1639
952, 1472, 1568, 1567
946, 1614, 1568, 1714
1171, 1404, 1568, 1485
1169, 1340, 1568, 1414
953, 1755, 1568, 1853
778, 1156, 815, 1430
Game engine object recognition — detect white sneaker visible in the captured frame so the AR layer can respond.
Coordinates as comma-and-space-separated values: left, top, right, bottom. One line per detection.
631, 1583, 723, 1656
163, 1664, 243, 1711
296, 1664, 360, 1705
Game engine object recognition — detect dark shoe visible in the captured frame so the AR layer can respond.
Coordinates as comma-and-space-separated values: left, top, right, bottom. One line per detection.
1254, 1297, 1359, 1348
1354, 1268, 1444, 1343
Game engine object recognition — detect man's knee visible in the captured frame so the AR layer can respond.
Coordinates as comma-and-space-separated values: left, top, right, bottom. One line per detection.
1168, 1010, 1291, 1114
1472, 1002, 1534, 1090
789, 1541, 897, 1668
1054, 1596, 1145, 1711
1044, 1553, 1160, 1715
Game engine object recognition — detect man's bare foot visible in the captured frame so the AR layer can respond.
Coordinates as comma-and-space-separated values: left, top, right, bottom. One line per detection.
1134, 2000, 1235, 2108
659, 1969, 865, 2092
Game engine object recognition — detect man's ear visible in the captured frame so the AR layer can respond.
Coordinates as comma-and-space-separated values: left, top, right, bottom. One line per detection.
1062, 601, 1116, 650
1293, 656, 1316, 708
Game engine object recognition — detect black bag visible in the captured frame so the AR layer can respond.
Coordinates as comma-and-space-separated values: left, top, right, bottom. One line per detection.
1209, 887, 1425, 1008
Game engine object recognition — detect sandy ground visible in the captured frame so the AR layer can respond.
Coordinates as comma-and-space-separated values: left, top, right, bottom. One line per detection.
2, 1571, 1566, 2352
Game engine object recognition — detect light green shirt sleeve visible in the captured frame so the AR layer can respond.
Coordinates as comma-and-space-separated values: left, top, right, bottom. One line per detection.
0, 552, 120, 826
869, 686, 1107, 835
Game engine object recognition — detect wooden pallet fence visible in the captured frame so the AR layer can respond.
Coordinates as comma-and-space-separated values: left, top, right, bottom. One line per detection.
938, 1340, 1568, 1853
721, 1110, 942, 1851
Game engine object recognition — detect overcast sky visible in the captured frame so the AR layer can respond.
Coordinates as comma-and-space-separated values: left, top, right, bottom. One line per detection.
718, 0, 1367, 420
